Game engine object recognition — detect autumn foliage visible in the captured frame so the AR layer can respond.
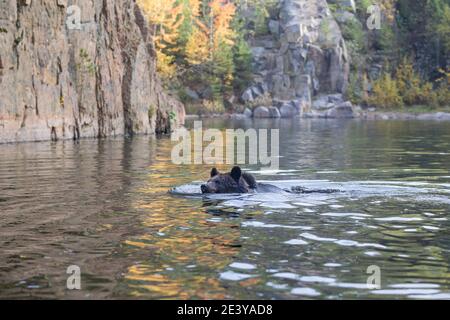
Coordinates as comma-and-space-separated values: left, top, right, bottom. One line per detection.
138, 0, 184, 78
367, 58, 450, 109
138, 0, 245, 110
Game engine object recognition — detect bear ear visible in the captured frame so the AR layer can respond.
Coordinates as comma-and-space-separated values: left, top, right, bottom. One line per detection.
211, 168, 219, 178
230, 166, 242, 182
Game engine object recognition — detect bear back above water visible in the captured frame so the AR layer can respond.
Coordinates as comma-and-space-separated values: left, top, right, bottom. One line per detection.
182, 167, 341, 195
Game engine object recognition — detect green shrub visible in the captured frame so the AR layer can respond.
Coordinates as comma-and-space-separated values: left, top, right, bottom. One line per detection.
396, 58, 442, 107
435, 69, 450, 107
367, 59, 449, 109
233, 38, 253, 94
347, 72, 369, 105
184, 99, 225, 115
341, 18, 366, 53
367, 73, 403, 108
373, 25, 396, 52
355, 0, 372, 16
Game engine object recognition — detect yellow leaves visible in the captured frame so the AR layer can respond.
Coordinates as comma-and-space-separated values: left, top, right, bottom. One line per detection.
140, 0, 184, 47
368, 59, 449, 108
156, 50, 177, 79
210, 0, 237, 49
185, 28, 210, 65
189, 0, 202, 18
139, 0, 237, 98
395, 57, 416, 93
394, 58, 442, 106
367, 73, 403, 109
193, 0, 237, 49
185, 0, 236, 65
378, 0, 396, 23
138, 0, 184, 80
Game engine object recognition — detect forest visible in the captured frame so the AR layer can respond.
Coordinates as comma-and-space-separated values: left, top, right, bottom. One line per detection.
138, 0, 449, 113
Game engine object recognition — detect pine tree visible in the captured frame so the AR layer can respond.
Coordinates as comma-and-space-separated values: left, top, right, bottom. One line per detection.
178, 0, 203, 51
184, 0, 237, 103
212, 40, 235, 95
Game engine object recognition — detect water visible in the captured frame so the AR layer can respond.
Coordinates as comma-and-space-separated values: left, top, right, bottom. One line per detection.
1, 118, 450, 299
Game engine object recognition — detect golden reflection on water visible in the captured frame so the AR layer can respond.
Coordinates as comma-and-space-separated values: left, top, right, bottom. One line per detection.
118, 122, 450, 299
122, 141, 242, 299
123, 200, 241, 298
2, 120, 450, 299
119, 123, 450, 299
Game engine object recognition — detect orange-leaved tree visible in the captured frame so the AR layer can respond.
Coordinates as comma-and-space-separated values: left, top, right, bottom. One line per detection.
138, 0, 184, 79
184, 0, 237, 102
185, 0, 236, 65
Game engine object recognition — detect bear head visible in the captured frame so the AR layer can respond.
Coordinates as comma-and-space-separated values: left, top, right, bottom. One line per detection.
201, 167, 253, 194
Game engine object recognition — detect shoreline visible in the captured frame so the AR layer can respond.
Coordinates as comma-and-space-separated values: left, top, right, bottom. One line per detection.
356, 111, 450, 121
2, 111, 449, 145
185, 110, 450, 121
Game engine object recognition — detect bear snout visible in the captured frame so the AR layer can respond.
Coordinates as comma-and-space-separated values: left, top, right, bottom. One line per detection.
201, 184, 211, 194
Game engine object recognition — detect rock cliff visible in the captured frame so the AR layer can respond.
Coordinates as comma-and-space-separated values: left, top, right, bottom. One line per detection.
0, 0, 185, 143
242, 0, 350, 115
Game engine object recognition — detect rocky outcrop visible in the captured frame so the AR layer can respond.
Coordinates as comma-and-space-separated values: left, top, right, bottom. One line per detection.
325, 101, 354, 118
0, 0, 185, 143
279, 103, 297, 118
243, 0, 350, 117
306, 93, 356, 118
253, 106, 271, 118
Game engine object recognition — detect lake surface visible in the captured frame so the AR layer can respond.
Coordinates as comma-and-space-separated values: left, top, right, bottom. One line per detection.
1, 118, 450, 299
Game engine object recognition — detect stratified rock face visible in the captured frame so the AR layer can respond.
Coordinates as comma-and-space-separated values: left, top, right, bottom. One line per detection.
245, 0, 350, 112
0, 0, 185, 143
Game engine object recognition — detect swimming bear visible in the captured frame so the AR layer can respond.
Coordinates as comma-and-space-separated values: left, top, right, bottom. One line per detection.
199, 167, 341, 194
200, 167, 287, 194
201, 167, 257, 194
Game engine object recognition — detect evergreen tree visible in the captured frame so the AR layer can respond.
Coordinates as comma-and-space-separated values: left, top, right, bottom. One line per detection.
233, 36, 253, 93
